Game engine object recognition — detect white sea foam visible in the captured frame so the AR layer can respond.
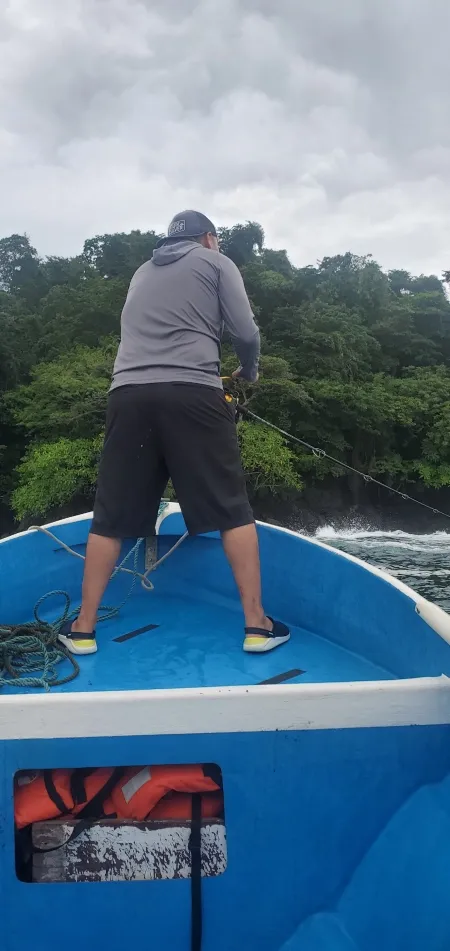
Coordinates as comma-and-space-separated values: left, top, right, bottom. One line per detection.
315, 525, 450, 555
391, 567, 450, 578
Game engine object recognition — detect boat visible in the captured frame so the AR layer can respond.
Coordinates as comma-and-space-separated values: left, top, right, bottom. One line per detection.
1, 501, 450, 951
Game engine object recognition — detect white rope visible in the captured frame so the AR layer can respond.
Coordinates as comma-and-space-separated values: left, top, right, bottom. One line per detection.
28, 524, 188, 592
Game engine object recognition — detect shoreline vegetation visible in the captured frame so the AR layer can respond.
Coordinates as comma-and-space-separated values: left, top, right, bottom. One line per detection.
1, 223, 450, 537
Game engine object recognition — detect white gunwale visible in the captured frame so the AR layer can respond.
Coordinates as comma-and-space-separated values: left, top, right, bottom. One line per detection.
0, 677, 449, 741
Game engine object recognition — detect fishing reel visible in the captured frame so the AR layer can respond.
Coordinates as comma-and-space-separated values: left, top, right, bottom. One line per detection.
221, 377, 249, 422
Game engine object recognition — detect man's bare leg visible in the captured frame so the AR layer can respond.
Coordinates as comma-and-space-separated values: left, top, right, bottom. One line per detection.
221, 523, 272, 629
71, 534, 122, 635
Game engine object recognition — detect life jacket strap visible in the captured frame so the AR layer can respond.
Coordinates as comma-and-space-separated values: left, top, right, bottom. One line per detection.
76, 767, 124, 820
43, 770, 70, 816
189, 793, 203, 951
70, 768, 94, 807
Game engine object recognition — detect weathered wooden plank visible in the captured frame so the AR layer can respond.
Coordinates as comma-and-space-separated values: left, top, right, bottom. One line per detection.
32, 819, 227, 883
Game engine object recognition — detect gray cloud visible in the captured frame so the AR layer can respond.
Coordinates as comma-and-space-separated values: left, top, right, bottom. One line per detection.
0, 0, 449, 275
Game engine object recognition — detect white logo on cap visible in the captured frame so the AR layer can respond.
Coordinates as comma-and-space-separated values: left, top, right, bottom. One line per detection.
168, 219, 186, 236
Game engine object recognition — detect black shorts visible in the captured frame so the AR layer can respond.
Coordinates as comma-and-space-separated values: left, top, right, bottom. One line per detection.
91, 383, 254, 538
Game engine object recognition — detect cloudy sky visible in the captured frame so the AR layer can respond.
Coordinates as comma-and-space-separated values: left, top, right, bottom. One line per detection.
1, 0, 449, 275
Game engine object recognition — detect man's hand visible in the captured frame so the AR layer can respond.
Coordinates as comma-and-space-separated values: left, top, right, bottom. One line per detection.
232, 367, 259, 382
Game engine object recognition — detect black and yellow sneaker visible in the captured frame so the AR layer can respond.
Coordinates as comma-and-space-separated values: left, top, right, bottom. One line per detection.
243, 617, 290, 653
59, 619, 97, 655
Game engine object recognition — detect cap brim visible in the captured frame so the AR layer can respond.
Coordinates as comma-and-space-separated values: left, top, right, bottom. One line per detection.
156, 231, 216, 248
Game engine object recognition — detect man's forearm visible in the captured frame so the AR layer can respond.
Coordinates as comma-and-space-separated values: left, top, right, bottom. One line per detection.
233, 327, 260, 382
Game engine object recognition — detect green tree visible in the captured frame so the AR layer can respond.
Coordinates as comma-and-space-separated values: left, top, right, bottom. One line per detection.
218, 222, 264, 267
8, 341, 115, 442
40, 255, 88, 289
238, 421, 301, 497
260, 248, 293, 277
0, 234, 47, 306
83, 230, 161, 281
11, 436, 103, 521
264, 302, 381, 379
2, 219, 450, 525
35, 278, 124, 360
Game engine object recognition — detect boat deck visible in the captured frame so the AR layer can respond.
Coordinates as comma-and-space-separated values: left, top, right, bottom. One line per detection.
5, 585, 394, 695
7, 511, 447, 696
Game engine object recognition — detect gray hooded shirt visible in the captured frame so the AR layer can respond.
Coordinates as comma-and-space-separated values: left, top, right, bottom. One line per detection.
111, 240, 260, 391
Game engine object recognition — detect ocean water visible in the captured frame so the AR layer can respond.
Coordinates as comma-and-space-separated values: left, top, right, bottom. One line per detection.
315, 526, 450, 613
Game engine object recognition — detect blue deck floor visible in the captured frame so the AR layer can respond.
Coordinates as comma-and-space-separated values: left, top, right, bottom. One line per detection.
6, 587, 394, 695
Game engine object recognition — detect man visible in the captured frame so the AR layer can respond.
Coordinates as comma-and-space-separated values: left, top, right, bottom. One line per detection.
59, 210, 290, 656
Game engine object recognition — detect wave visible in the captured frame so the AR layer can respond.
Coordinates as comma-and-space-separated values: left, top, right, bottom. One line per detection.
316, 525, 450, 543
390, 567, 450, 578
315, 525, 450, 554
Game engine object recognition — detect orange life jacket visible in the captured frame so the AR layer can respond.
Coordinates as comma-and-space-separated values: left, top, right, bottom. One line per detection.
14, 767, 122, 829
110, 765, 221, 821
149, 790, 223, 821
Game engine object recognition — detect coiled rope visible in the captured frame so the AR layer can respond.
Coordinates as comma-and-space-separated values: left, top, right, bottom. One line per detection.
0, 610, 80, 690
1, 504, 187, 691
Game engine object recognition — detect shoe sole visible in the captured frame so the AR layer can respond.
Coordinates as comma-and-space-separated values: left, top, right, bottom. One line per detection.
243, 633, 291, 653
58, 634, 98, 655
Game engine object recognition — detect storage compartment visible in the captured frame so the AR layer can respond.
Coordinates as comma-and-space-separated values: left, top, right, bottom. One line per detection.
15, 763, 226, 883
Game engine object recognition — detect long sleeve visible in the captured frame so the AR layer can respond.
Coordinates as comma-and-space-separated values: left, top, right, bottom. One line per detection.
218, 254, 260, 381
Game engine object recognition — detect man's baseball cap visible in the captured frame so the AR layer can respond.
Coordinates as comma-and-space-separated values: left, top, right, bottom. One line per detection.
156, 210, 217, 246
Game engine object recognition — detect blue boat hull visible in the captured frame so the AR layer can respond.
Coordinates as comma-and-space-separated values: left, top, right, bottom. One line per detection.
1, 507, 450, 949
3, 725, 450, 950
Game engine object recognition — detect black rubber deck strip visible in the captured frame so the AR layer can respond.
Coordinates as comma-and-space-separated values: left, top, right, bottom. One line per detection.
258, 668, 305, 685
114, 623, 160, 643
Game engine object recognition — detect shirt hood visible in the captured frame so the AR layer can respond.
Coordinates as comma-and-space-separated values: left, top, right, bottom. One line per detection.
152, 239, 200, 266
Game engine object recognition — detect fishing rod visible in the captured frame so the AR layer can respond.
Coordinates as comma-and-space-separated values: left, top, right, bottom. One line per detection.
221, 378, 450, 523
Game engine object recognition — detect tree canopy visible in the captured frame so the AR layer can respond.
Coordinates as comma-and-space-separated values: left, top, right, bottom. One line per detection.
1, 224, 450, 529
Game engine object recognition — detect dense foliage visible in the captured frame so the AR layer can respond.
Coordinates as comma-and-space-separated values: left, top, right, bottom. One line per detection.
1, 224, 450, 528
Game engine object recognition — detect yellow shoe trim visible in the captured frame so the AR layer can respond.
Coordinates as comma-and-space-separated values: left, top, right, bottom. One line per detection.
72, 638, 96, 649
244, 635, 270, 647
